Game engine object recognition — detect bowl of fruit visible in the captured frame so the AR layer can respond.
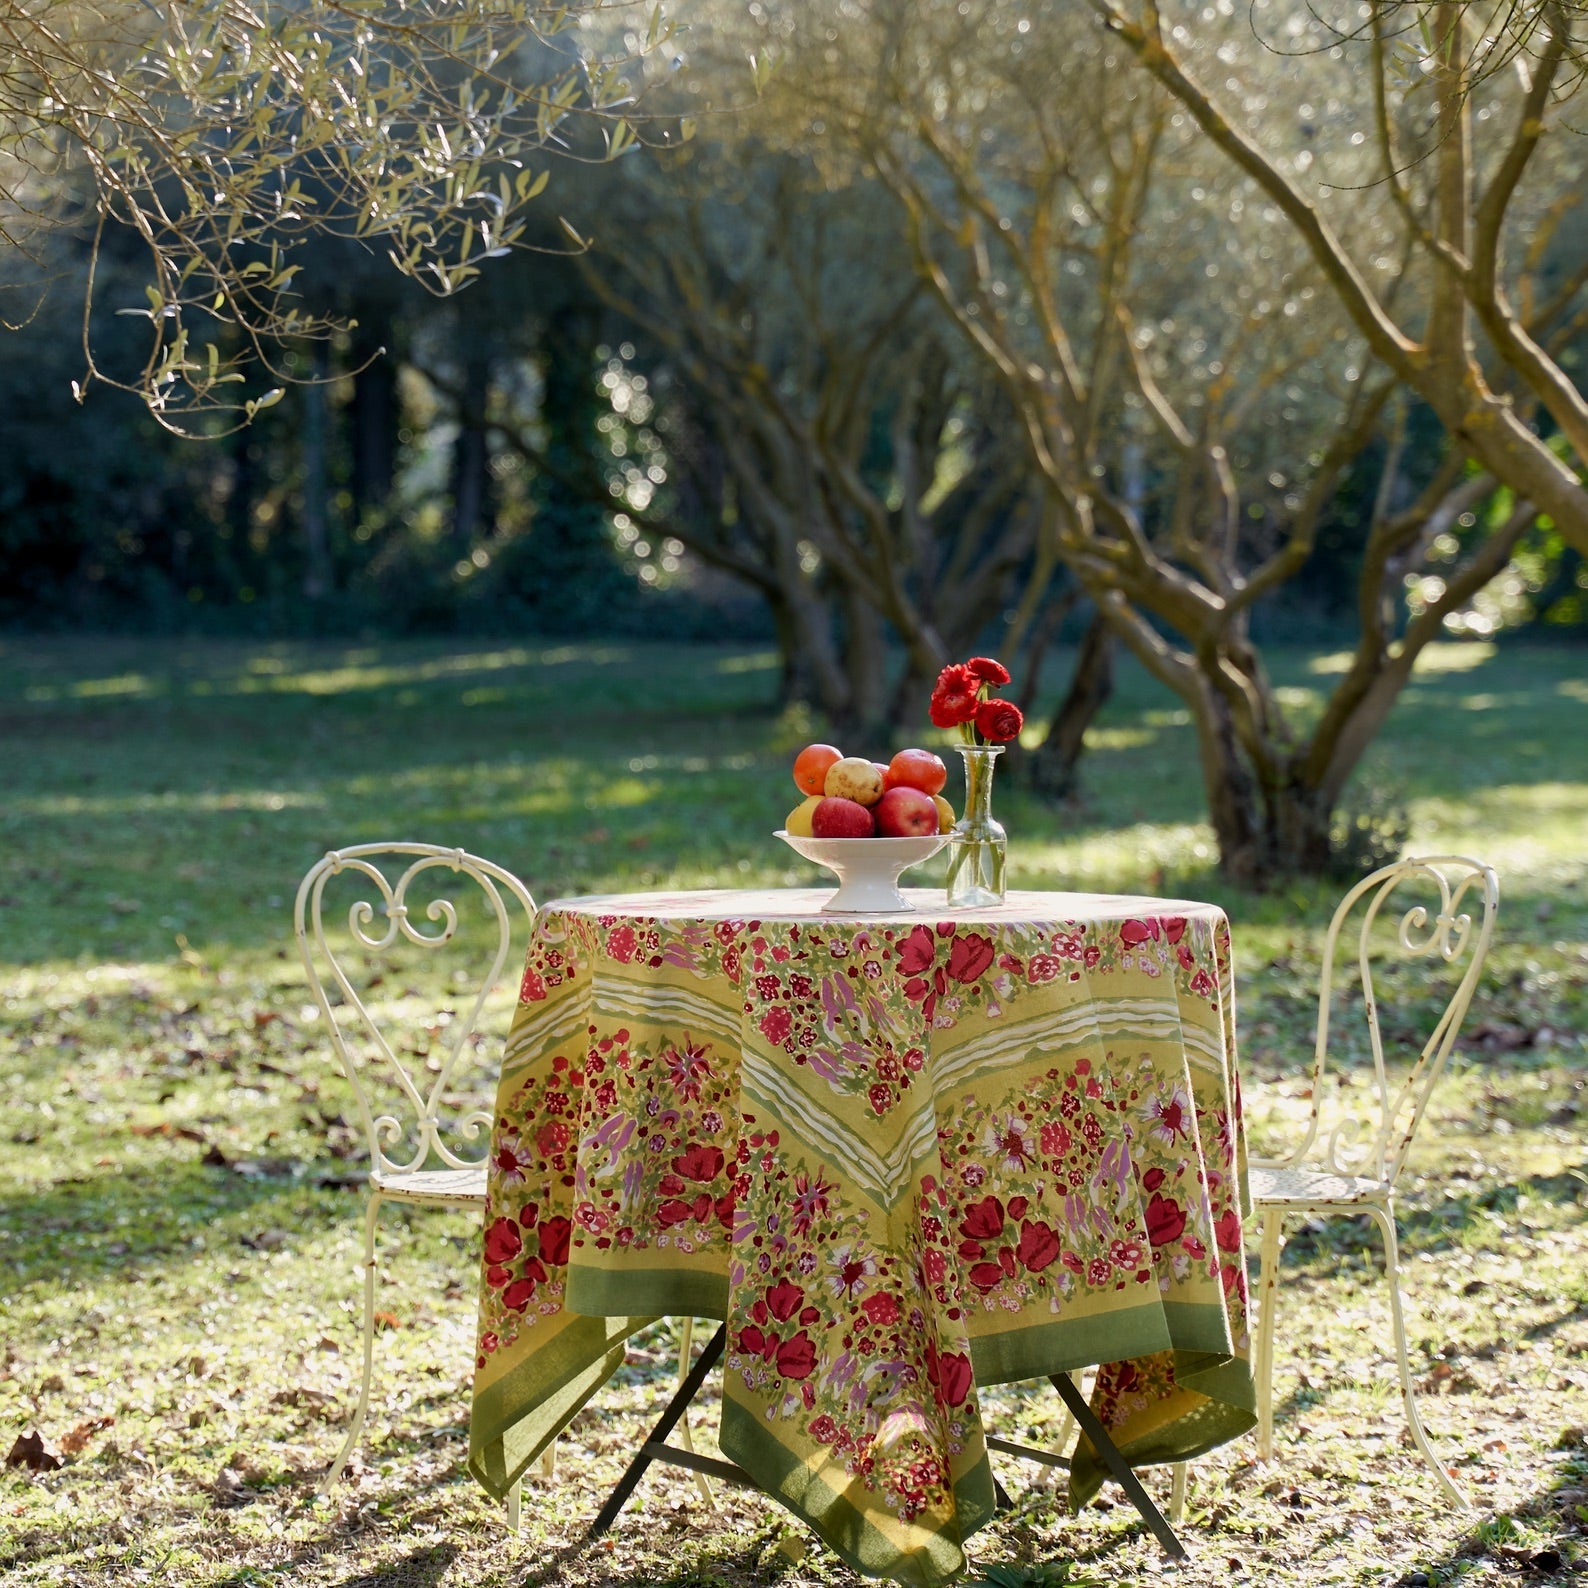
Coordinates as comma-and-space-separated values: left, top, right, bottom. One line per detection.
777, 744, 955, 913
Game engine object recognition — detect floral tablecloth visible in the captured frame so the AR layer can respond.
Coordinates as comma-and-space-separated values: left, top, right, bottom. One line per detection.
468, 889, 1254, 1585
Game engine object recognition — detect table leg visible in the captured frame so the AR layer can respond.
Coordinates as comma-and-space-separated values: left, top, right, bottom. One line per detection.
588, 1323, 731, 1537
1050, 1374, 1186, 1560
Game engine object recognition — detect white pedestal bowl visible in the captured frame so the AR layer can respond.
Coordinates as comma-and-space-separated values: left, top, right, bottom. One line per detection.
775, 830, 950, 913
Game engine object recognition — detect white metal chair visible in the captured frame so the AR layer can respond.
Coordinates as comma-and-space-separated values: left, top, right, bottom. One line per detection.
1177, 855, 1499, 1515
295, 842, 537, 1525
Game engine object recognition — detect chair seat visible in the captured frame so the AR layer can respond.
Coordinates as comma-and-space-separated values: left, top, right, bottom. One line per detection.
372, 1165, 488, 1204
1249, 1163, 1389, 1208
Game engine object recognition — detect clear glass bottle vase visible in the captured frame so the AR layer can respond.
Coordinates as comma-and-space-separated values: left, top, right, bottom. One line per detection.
945, 744, 1007, 907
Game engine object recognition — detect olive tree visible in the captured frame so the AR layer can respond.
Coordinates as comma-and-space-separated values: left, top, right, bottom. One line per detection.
763, 0, 1581, 879
0, 0, 670, 429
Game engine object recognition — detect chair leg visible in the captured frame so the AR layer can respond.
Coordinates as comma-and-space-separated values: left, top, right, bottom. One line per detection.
1362, 1204, 1470, 1510
507, 1477, 521, 1532
320, 1190, 384, 1494
1254, 1210, 1282, 1461
673, 1316, 717, 1509
1169, 1461, 1188, 1523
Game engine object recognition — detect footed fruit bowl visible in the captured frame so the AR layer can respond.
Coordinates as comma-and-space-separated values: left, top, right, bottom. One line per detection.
776, 830, 950, 914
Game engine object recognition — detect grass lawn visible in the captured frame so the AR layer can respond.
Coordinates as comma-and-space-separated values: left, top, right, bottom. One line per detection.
1, 634, 1585, 1588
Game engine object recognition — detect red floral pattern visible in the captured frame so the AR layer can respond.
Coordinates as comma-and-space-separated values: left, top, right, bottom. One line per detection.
475, 896, 1248, 1578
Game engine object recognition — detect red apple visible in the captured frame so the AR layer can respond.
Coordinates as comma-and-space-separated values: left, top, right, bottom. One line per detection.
884, 747, 948, 796
874, 785, 939, 837
810, 796, 876, 838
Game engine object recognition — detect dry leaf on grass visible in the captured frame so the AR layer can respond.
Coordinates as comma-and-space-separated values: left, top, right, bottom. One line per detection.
58, 1416, 115, 1456
5, 1429, 63, 1472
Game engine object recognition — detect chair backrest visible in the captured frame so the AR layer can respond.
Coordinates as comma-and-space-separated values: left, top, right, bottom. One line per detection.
1258, 854, 1499, 1187
294, 843, 537, 1178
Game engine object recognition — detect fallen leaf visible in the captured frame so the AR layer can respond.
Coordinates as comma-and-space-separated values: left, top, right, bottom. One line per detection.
373, 1311, 401, 1332
5, 1430, 62, 1472
58, 1416, 114, 1456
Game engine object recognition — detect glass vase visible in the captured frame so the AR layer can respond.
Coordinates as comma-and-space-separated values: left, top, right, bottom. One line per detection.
945, 744, 1007, 908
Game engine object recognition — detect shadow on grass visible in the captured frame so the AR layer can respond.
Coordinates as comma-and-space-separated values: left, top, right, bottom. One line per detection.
0, 1159, 355, 1292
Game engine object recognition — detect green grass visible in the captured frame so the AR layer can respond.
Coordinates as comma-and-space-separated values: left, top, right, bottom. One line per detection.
1, 635, 1585, 1587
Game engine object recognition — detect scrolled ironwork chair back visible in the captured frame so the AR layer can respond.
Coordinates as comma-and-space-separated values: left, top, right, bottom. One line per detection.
294, 843, 537, 1178
1261, 854, 1499, 1186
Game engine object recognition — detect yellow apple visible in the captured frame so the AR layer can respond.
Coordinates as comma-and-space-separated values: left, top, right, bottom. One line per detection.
824, 756, 885, 807
785, 794, 824, 837
933, 795, 956, 834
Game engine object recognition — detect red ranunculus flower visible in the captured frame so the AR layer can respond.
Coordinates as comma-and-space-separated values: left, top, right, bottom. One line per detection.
929, 664, 980, 728
968, 1260, 1006, 1291
656, 1198, 694, 1227
1144, 1193, 1186, 1248
1214, 1210, 1243, 1253
483, 1217, 522, 1267
966, 656, 1011, 686
537, 1214, 573, 1266
946, 932, 996, 984
1016, 1218, 1061, 1272
974, 698, 1023, 743
959, 1194, 1006, 1241
738, 1324, 766, 1355
775, 1331, 817, 1380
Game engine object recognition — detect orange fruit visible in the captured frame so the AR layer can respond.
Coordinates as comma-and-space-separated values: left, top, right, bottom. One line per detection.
792, 742, 843, 796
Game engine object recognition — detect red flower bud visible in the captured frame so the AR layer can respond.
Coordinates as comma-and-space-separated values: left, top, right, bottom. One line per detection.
974, 698, 1024, 742
966, 656, 1011, 686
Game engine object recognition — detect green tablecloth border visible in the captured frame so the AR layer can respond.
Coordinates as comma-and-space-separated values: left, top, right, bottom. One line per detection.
720, 1397, 997, 1588
469, 1314, 655, 1499
568, 1265, 730, 1324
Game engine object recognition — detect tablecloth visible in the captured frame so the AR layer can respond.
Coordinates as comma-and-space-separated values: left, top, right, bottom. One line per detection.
469, 888, 1254, 1584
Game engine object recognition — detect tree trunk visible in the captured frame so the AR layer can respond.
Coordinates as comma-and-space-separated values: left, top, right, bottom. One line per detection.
840, 587, 889, 736
1267, 780, 1335, 877
450, 350, 492, 549
1025, 612, 1114, 800
350, 333, 397, 529
300, 341, 333, 602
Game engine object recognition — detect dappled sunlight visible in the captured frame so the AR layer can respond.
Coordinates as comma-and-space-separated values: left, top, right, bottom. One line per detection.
5, 640, 750, 711
711, 650, 779, 674
9, 787, 324, 818
1080, 724, 1158, 751
1308, 641, 1497, 677
1412, 781, 1588, 878
222, 645, 635, 698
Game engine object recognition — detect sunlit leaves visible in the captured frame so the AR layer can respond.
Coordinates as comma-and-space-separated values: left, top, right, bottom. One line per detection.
2, 0, 674, 432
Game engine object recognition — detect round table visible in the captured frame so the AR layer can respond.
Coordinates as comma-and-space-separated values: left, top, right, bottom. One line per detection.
469, 888, 1254, 1584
